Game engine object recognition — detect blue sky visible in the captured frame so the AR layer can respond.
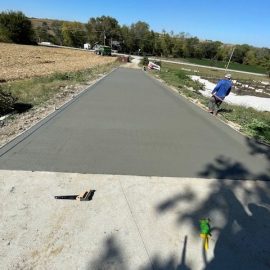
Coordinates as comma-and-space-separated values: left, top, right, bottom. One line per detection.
0, 0, 269, 48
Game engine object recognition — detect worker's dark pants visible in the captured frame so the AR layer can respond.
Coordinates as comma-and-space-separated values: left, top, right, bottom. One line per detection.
208, 96, 222, 115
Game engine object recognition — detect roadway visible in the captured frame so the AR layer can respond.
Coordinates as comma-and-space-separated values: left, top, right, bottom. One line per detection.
0, 68, 269, 180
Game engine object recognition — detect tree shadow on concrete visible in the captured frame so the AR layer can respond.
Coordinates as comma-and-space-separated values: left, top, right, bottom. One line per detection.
140, 235, 192, 270
87, 234, 192, 270
156, 137, 270, 270
198, 155, 252, 180
86, 235, 128, 270
157, 189, 195, 213
177, 186, 270, 270
245, 138, 270, 181
88, 138, 270, 270
198, 137, 270, 181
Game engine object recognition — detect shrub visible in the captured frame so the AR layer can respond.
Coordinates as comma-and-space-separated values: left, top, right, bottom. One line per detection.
0, 10, 35, 44
245, 119, 270, 139
175, 70, 187, 80
0, 87, 17, 116
0, 26, 11, 42
141, 56, 149, 66
264, 62, 270, 78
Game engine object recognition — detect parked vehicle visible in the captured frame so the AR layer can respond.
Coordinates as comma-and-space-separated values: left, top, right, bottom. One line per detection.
95, 45, 111, 56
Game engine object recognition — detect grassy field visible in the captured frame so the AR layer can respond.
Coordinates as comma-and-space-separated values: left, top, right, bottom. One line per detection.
0, 43, 119, 115
0, 62, 119, 108
162, 62, 270, 82
0, 45, 120, 147
153, 63, 270, 144
185, 58, 266, 74
157, 57, 267, 74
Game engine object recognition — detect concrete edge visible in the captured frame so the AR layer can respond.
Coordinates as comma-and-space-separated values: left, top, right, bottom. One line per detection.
144, 71, 270, 147
0, 169, 263, 183
0, 67, 119, 157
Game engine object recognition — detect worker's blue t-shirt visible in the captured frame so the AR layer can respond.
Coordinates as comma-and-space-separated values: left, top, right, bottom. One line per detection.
212, 79, 232, 100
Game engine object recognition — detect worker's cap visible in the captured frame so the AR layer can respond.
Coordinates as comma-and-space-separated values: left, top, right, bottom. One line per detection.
225, 74, 232, 79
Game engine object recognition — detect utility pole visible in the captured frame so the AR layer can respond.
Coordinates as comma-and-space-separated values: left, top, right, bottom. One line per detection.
90, 30, 107, 46
225, 47, 235, 72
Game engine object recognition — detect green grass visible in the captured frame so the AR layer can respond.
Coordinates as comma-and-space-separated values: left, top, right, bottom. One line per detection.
158, 67, 206, 99
154, 66, 270, 144
185, 58, 266, 74
0, 62, 119, 108
158, 57, 267, 74
220, 103, 270, 142
162, 62, 270, 82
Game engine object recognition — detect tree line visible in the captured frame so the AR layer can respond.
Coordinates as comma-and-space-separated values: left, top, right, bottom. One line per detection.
0, 10, 269, 72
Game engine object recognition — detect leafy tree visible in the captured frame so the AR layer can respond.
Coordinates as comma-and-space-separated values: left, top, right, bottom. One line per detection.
172, 38, 184, 58
261, 54, 270, 77
232, 44, 250, 64
50, 21, 64, 45
120, 25, 133, 53
152, 32, 163, 56
200, 41, 221, 59
266, 63, 270, 78
243, 49, 257, 65
148, 31, 156, 55
160, 31, 173, 57
1, 11, 269, 72
255, 48, 270, 66
87, 16, 121, 47
0, 10, 35, 44
35, 22, 50, 42
183, 37, 200, 58
62, 22, 87, 47
192, 44, 204, 59
216, 45, 231, 62
0, 26, 11, 42
130, 21, 151, 54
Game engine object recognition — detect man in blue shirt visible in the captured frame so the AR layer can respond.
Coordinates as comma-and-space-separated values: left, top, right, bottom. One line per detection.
208, 74, 233, 115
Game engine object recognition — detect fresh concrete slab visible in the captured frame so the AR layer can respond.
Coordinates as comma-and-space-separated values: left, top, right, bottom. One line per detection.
1, 170, 269, 270
0, 68, 269, 180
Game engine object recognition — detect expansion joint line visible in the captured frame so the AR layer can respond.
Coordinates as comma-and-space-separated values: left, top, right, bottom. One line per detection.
118, 179, 154, 270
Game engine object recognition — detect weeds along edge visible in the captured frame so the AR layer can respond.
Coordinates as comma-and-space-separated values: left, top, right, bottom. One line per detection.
0, 67, 119, 157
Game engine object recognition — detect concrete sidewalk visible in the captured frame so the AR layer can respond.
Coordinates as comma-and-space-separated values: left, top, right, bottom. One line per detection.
1, 170, 270, 270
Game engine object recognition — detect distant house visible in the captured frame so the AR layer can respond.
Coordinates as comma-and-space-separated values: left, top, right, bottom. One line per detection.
84, 43, 91, 50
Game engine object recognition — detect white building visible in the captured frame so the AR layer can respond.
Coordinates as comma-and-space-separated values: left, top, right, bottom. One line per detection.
84, 43, 91, 50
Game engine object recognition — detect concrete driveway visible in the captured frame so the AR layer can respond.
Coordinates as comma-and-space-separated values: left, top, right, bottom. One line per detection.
1, 67, 270, 270
0, 68, 269, 180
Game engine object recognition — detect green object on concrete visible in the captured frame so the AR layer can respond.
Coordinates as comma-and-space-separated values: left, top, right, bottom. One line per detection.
200, 218, 211, 235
